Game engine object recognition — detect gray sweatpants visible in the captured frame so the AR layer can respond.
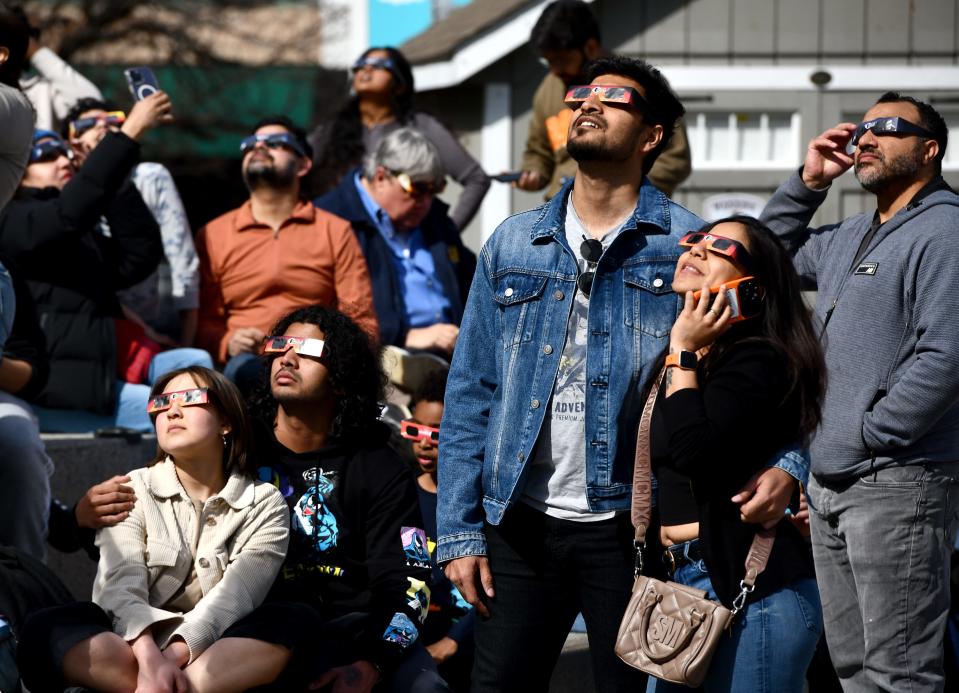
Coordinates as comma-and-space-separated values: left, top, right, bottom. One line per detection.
808, 463, 959, 693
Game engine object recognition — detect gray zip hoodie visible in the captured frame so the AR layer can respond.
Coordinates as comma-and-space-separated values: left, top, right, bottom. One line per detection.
761, 171, 959, 481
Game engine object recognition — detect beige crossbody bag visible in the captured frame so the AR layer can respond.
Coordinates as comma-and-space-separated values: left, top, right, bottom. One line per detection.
614, 369, 775, 687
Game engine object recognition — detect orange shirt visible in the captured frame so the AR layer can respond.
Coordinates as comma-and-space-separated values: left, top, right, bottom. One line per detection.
196, 199, 378, 363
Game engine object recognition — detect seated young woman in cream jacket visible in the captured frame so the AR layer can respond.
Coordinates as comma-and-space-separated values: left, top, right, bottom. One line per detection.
18, 366, 290, 693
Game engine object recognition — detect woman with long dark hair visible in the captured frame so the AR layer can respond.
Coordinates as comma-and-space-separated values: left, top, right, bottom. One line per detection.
310, 46, 490, 230
646, 215, 826, 691
17, 366, 290, 693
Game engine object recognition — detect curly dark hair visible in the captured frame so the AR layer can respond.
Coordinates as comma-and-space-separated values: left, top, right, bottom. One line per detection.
148, 366, 255, 477
583, 56, 685, 175
312, 46, 415, 195
248, 304, 386, 442
410, 368, 448, 409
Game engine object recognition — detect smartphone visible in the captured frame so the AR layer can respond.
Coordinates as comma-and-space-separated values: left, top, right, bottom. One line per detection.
124, 67, 160, 101
692, 276, 765, 323
491, 172, 522, 183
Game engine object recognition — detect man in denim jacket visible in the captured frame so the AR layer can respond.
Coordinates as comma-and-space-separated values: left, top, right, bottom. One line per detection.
438, 56, 806, 692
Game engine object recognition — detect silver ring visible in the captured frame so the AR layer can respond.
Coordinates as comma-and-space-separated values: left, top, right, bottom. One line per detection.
708, 308, 719, 317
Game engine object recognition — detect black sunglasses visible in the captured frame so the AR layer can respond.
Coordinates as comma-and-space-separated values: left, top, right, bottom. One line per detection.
577, 238, 603, 298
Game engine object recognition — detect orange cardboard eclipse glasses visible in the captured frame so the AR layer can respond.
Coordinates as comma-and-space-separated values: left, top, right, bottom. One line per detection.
564, 84, 648, 111
263, 335, 328, 358
400, 420, 440, 443
147, 387, 210, 414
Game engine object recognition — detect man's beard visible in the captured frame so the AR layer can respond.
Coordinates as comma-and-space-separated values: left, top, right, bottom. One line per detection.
567, 128, 637, 164
855, 142, 925, 193
243, 156, 297, 191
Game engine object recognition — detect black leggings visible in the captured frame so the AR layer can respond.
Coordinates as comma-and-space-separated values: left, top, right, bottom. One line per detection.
17, 601, 112, 692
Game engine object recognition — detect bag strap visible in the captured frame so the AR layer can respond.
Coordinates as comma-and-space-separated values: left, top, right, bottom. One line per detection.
630, 367, 776, 612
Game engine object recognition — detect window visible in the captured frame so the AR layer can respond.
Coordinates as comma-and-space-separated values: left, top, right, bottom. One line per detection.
686, 111, 800, 169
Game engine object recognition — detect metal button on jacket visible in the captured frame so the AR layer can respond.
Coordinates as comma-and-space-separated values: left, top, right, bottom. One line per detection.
554, 290, 565, 300
653, 277, 664, 288
543, 344, 553, 355
198, 557, 210, 569
505, 287, 514, 297
205, 517, 217, 527
531, 399, 540, 409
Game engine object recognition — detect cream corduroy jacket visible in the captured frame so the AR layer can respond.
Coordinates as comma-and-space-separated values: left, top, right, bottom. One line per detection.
92, 458, 290, 662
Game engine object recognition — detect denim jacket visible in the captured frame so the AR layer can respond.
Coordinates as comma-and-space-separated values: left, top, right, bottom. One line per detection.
436, 179, 698, 562
437, 181, 810, 563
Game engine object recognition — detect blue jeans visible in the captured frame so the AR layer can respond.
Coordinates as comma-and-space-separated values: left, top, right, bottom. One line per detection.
808, 463, 959, 692
223, 351, 267, 397
647, 547, 822, 693
32, 348, 213, 432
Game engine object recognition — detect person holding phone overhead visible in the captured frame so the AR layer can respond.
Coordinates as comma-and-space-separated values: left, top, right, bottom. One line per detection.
645, 215, 826, 692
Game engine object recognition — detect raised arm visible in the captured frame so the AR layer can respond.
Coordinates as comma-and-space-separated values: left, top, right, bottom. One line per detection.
760, 123, 859, 286
414, 113, 490, 230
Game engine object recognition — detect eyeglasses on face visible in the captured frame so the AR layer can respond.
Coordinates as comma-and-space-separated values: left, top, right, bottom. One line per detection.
851, 116, 934, 146
577, 238, 603, 298
678, 232, 754, 271
69, 111, 126, 139
390, 170, 446, 199
564, 84, 649, 112
400, 420, 440, 443
239, 133, 306, 158
351, 56, 397, 74
147, 387, 210, 414
263, 335, 328, 359
29, 140, 74, 164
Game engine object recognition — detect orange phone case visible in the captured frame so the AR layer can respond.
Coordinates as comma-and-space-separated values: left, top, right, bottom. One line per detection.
691, 276, 764, 323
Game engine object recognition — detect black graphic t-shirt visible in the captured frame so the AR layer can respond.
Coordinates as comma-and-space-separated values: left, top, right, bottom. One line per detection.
253, 420, 431, 671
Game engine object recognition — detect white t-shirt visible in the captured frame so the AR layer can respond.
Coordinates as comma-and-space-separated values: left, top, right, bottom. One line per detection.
521, 197, 629, 521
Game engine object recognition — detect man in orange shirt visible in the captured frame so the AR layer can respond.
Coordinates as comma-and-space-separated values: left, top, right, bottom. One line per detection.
196, 116, 377, 390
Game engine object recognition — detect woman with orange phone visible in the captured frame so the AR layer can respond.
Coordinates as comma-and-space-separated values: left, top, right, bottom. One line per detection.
645, 216, 826, 691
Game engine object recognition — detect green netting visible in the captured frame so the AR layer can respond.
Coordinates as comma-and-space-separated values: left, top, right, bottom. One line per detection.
78, 64, 343, 158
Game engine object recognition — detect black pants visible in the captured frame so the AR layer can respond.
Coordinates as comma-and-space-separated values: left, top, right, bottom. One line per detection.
471, 503, 648, 693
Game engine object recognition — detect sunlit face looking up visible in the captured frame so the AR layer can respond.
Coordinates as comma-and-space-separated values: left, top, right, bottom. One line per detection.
671, 221, 751, 294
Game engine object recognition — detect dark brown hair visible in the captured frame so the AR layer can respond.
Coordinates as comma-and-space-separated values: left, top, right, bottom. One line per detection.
148, 366, 254, 477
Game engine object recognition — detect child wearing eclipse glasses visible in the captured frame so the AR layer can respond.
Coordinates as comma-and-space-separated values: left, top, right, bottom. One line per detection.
391, 369, 475, 692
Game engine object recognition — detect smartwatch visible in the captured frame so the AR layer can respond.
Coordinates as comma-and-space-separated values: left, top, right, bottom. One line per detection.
665, 350, 697, 370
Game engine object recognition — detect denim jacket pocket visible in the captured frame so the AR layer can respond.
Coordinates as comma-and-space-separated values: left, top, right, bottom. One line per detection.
492, 270, 549, 349
622, 261, 677, 338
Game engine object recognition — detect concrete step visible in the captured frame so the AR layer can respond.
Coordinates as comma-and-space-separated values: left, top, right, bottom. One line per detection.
43, 433, 156, 600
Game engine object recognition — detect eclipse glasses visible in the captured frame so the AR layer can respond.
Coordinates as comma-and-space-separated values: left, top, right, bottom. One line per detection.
68, 111, 126, 139
239, 132, 307, 158
147, 387, 210, 414
400, 420, 440, 443
262, 335, 328, 359
564, 84, 648, 112
29, 139, 74, 164
679, 231, 755, 272
391, 170, 446, 198
851, 117, 934, 146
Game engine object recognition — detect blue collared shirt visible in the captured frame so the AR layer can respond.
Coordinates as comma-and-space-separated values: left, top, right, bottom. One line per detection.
353, 173, 452, 328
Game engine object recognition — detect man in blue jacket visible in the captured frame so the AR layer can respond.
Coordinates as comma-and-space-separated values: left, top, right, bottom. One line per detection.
761, 93, 959, 691
437, 56, 700, 692
314, 128, 475, 362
